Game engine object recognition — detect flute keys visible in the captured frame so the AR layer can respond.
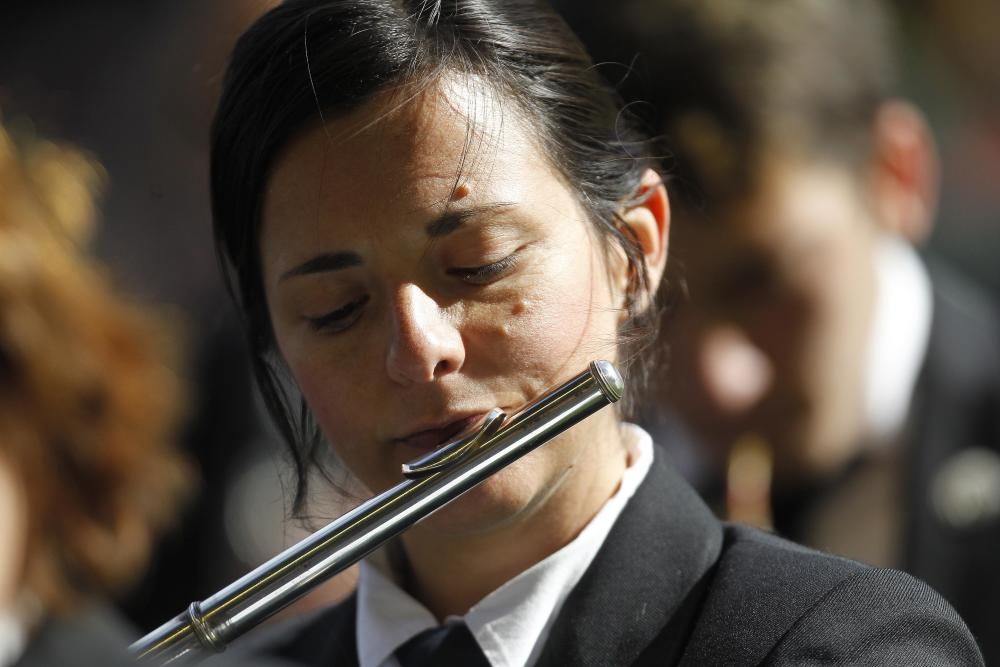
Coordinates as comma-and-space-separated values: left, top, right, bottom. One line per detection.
402, 408, 507, 479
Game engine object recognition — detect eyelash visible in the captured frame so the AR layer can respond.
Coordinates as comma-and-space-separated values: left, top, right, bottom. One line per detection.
303, 253, 518, 333
305, 294, 370, 333
448, 253, 520, 285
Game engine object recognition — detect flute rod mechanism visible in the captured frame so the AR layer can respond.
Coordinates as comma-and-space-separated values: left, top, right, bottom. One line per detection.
131, 360, 624, 664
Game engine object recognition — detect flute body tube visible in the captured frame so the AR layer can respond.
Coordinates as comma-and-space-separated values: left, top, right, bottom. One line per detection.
132, 360, 624, 664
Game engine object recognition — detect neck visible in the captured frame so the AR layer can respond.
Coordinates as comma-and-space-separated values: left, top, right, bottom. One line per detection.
399, 419, 629, 620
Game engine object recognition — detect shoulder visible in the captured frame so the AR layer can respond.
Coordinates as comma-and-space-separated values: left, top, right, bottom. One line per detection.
767, 564, 983, 665
680, 524, 983, 666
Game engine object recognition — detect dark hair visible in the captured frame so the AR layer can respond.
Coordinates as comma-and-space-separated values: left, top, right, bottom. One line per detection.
553, 0, 899, 211
211, 0, 660, 512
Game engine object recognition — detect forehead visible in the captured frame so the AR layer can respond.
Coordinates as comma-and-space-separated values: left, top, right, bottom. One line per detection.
262, 78, 546, 228
678, 158, 870, 259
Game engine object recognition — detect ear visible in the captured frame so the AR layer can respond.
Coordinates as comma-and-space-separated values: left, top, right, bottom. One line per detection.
617, 168, 670, 307
869, 101, 939, 243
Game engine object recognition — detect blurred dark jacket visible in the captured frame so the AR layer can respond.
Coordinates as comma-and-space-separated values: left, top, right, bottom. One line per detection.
768, 260, 1000, 662
900, 262, 1000, 660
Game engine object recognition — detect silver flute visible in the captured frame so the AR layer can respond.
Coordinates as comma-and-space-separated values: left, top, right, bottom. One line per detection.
132, 360, 624, 664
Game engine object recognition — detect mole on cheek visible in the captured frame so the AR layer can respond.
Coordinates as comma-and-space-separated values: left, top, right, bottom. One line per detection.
496, 301, 529, 337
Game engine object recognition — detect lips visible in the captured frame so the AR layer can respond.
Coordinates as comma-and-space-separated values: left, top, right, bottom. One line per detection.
394, 413, 486, 451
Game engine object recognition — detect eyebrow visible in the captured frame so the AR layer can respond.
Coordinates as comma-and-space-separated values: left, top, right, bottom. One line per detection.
425, 202, 516, 238
280, 202, 518, 282
280, 251, 362, 282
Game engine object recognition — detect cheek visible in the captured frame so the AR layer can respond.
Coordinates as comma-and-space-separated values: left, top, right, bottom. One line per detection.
492, 264, 617, 379
790, 269, 864, 373
791, 230, 875, 352
282, 344, 370, 454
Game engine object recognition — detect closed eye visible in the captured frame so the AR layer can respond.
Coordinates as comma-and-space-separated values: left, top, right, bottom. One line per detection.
305, 294, 370, 333
447, 253, 520, 285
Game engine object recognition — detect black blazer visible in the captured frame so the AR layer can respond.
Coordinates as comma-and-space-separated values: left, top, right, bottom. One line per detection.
901, 262, 1000, 664
767, 262, 1000, 663
244, 452, 983, 666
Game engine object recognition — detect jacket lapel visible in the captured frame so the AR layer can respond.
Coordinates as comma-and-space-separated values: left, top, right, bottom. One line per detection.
535, 448, 724, 666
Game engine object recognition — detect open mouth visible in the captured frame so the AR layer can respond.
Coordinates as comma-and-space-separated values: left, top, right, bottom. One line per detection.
395, 414, 485, 452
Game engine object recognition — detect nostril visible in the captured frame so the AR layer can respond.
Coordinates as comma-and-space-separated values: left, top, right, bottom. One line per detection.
433, 359, 453, 378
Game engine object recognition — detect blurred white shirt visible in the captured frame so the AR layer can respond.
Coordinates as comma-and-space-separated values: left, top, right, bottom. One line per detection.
864, 235, 934, 448
0, 609, 27, 667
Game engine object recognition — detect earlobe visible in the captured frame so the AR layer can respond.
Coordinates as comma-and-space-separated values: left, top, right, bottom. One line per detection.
618, 168, 670, 306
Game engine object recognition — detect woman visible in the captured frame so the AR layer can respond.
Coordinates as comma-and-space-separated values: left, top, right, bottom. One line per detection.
211, 1, 983, 665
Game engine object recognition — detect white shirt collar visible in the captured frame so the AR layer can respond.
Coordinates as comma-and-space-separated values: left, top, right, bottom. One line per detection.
356, 423, 655, 667
0, 593, 41, 667
863, 235, 934, 447
0, 611, 26, 667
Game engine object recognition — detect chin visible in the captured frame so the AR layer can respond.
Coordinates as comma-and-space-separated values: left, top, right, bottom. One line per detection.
415, 469, 553, 539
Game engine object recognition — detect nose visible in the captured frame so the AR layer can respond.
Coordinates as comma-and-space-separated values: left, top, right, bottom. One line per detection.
698, 324, 773, 416
385, 284, 465, 385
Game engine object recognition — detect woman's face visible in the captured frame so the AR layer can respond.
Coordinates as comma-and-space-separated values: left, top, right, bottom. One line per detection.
260, 83, 636, 536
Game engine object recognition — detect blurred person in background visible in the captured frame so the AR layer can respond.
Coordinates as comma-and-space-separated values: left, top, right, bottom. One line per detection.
0, 1, 357, 633
553, 0, 1000, 661
0, 123, 190, 665
0, 123, 299, 667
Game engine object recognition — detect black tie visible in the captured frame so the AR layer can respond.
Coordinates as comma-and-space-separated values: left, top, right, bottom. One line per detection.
394, 621, 491, 667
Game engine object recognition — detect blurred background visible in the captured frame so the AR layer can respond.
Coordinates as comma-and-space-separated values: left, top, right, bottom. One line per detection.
898, 1, 1000, 293
0, 0, 996, 645
0, 0, 357, 635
